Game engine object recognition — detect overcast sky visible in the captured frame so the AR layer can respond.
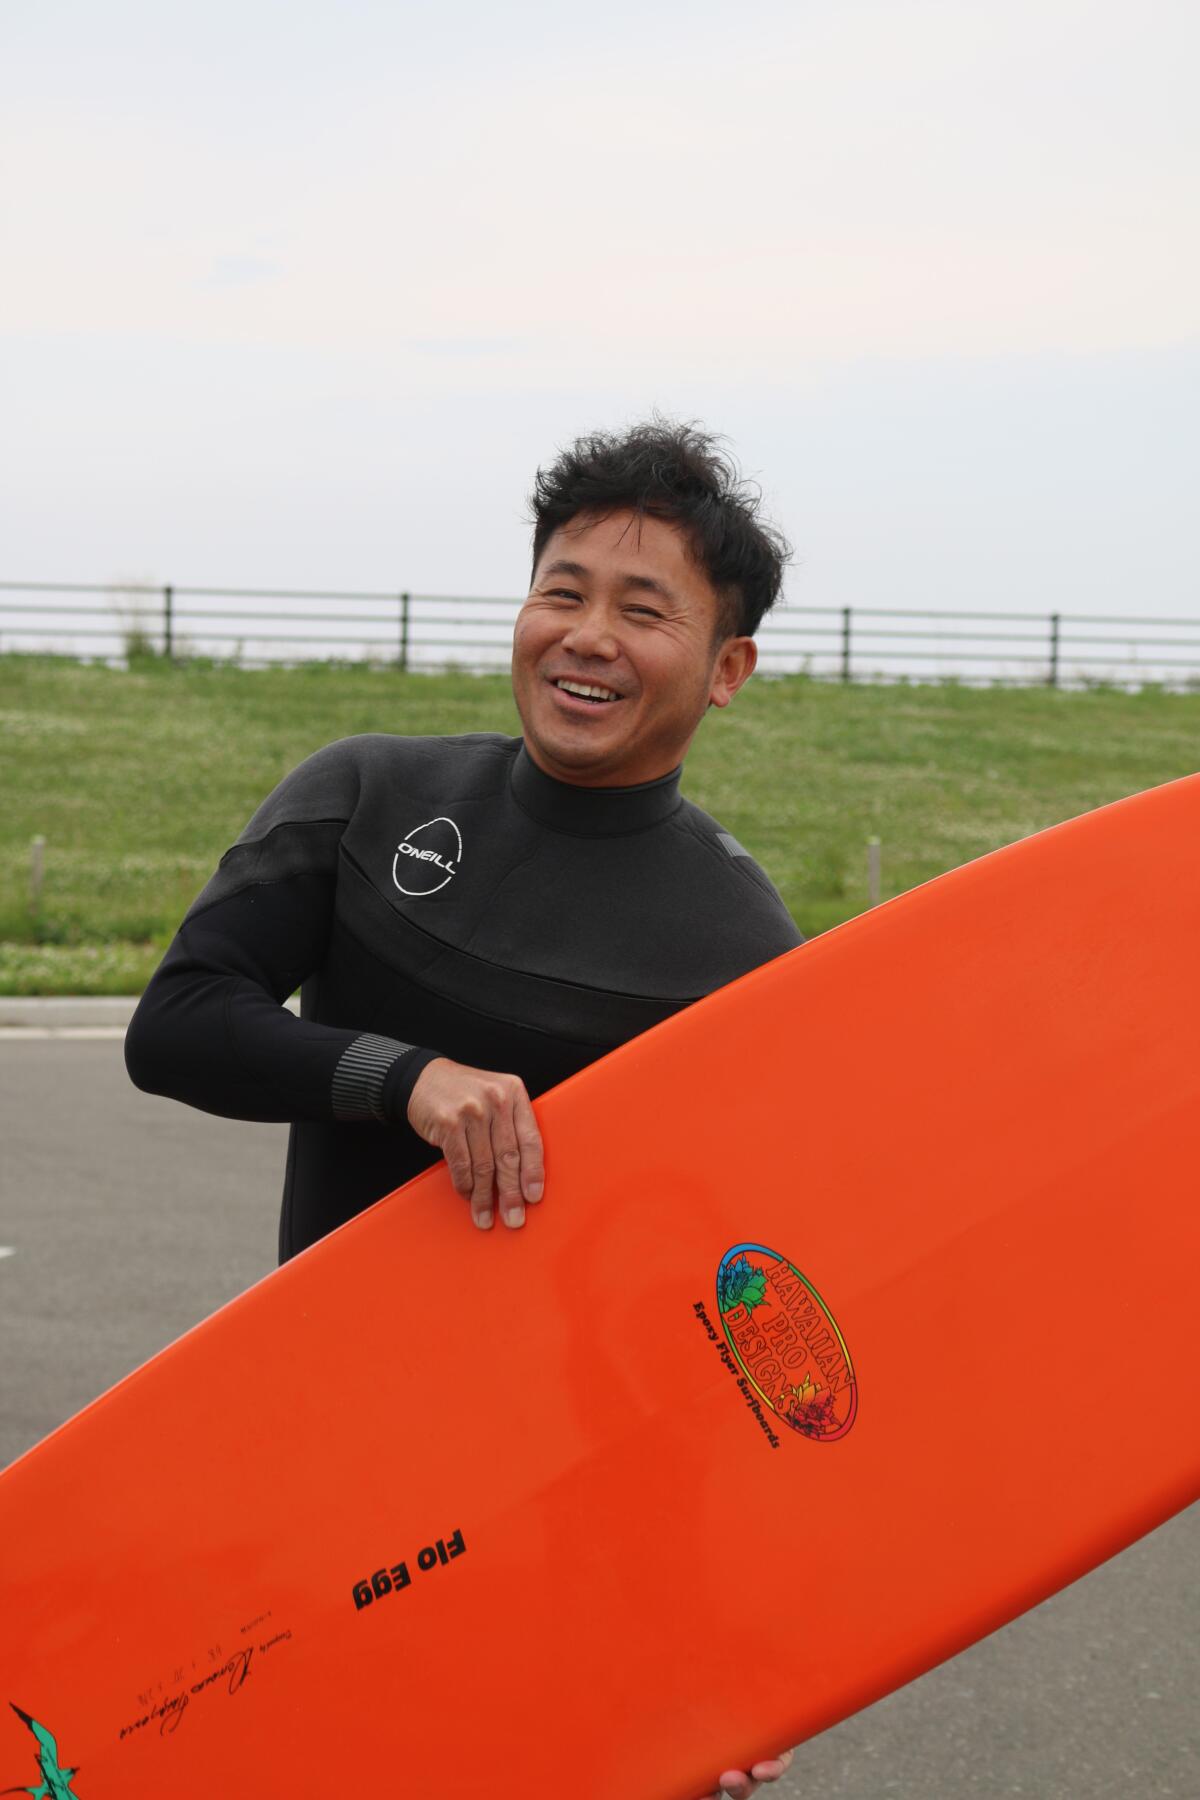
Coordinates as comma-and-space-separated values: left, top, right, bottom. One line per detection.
2, 0, 1196, 624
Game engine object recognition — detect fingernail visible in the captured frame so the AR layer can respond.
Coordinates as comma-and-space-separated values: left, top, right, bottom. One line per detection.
503, 1204, 525, 1229
526, 1180, 543, 1202
476, 1210, 493, 1230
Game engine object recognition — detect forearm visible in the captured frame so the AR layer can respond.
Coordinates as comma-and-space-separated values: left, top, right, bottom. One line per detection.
124, 878, 439, 1124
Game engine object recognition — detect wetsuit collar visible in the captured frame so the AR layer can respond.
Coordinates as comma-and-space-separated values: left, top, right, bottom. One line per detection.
511, 742, 682, 836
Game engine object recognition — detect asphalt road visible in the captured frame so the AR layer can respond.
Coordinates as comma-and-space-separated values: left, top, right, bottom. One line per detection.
1, 1037, 1196, 1800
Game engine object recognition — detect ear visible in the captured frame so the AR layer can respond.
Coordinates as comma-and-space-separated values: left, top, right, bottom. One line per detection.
708, 636, 758, 709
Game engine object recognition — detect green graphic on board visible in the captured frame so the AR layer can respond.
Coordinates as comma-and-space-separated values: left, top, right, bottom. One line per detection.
716, 1251, 767, 1316
2, 1706, 82, 1800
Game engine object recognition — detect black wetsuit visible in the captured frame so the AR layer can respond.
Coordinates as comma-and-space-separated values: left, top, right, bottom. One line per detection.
125, 734, 802, 1260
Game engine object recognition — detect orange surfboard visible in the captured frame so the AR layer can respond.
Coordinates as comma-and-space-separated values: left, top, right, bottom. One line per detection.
2, 774, 1199, 1798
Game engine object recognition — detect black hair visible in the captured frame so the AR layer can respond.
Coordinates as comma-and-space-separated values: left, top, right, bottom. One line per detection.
527, 415, 791, 640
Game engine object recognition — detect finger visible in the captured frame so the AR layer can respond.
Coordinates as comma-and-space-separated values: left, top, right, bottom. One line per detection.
750, 1751, 793, 1782
490, 1096, 525, 1229
513, 1086, 544, 1203
716, 1774, 755, 1800
439, 1118, 475, 1203
464, 1112, 495, 1230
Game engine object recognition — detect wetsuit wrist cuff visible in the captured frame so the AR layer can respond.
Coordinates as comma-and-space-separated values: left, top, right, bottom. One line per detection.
381, 1046, 442, 1124
331, 1033, 426, 1123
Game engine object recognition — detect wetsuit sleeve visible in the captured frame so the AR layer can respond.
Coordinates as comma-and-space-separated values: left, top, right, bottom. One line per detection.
124, 742, 441, 1124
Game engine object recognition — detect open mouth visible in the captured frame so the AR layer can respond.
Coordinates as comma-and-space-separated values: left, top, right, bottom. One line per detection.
552, 678, 622, 707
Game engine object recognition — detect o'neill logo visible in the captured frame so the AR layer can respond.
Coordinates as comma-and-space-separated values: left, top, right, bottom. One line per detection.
392, 816, 463, 897
716, 1243, 857, 1441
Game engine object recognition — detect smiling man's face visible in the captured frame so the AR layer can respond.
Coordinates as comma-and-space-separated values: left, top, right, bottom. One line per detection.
511, 508, 757, 788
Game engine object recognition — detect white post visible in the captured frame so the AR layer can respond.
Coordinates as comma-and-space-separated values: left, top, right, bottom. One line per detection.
867, 837, 881, 908
29, 834, 46, 918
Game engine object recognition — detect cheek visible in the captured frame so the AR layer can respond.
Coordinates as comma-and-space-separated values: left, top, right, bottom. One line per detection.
510, 627, 537, 685
643, 647, 704, 709
512, 615, 553, 670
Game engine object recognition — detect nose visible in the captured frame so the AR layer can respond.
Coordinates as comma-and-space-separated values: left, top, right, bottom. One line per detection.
560, 607, 619, 661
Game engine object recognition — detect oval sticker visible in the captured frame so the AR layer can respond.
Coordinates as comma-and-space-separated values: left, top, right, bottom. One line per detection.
392, 816, 463, 897
716, 1243, 857, 1442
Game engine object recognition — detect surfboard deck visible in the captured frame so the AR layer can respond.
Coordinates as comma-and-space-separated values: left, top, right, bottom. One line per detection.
2, 773, 1199, 1799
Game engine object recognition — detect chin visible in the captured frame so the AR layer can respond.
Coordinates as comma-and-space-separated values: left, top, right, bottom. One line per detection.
544, 739, 615, 773
528, 725, 622, 779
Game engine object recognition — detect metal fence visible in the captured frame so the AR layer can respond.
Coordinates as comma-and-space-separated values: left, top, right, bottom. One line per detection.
3, 580, 1200, 688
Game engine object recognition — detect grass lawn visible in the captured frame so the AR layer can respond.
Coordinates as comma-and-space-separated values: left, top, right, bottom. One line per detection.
2, 653, 1199, 993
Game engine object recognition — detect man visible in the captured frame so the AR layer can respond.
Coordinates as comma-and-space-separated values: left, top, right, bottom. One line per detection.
126, 418, 801, 1800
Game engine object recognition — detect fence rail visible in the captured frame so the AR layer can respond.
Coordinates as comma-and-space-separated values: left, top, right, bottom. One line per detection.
2, 581, 1199, 688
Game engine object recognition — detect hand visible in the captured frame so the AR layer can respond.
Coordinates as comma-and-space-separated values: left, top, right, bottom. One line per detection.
406, 1057, 544, 1231
699, 1749, 794, 1800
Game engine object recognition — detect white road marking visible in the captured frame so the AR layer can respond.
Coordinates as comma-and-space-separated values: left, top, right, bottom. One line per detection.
0, 1027, 128, 1039
0, 999, 296, 1041
0, 1247, 16, 1260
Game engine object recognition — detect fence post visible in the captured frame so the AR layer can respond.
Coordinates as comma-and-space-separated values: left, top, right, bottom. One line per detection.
29, 835, 46, 922
1048, 612, 1060, 688
399, 592, 411, 672
841, 607, 852, 683
163, 585, 174, 660
867, 837, 881, 907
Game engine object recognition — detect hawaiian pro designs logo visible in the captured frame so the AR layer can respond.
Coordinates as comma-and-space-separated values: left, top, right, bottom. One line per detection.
392, 816, 463, 897
716, 1244, 857, 1441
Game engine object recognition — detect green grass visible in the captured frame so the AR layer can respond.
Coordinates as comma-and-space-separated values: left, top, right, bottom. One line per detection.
3, 654, 1200, 993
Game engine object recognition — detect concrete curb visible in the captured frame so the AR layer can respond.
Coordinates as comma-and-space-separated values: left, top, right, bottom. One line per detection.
0, 996, 140, 1028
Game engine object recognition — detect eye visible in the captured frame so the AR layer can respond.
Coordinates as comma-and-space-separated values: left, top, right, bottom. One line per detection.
626, 604, 663, 620
547, 588, 583, 602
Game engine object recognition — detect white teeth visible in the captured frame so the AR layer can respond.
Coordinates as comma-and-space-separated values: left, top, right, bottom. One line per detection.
556, 680, 619, 701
